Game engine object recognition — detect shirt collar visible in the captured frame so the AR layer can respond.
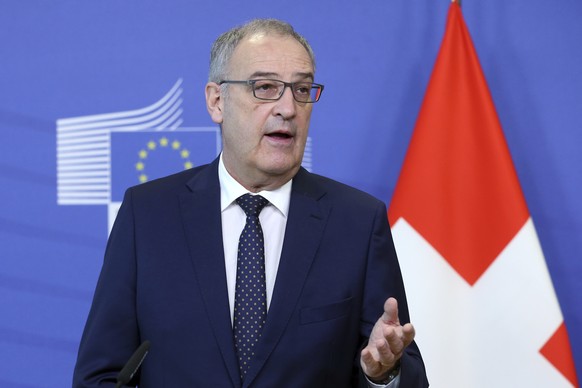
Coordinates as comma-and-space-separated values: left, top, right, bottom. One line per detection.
218, 153, 292, 217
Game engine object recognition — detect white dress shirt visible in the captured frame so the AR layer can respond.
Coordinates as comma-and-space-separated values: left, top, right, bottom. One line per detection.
218, 155, 399, 388
218, 155, 291, 323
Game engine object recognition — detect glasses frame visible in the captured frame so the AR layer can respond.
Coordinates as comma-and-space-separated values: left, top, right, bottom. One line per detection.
219, 79, 324, 103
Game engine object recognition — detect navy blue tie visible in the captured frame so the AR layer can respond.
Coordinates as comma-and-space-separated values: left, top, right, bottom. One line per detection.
233, 193, 269, 378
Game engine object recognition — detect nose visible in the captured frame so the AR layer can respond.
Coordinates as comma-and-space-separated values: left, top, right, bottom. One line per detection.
272, 85, 297, 119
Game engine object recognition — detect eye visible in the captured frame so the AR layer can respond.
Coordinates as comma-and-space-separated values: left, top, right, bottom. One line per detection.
254, 80, 278, 91
294, 83, 311, 95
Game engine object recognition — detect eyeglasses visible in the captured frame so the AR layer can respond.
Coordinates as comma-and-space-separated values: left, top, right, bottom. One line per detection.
219, 79, 324, 103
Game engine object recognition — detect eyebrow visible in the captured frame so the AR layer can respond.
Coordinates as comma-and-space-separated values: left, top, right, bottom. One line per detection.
248, 71, 314, 81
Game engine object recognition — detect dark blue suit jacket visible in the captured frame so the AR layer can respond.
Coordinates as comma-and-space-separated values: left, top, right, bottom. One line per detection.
73, 158, 428, 387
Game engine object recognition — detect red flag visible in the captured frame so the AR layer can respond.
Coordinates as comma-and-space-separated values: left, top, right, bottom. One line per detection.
388, 3, 578, 386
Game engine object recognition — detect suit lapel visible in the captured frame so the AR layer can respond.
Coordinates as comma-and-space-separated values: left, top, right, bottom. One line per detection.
243, 169, 331, 387
179, 159, 241, 387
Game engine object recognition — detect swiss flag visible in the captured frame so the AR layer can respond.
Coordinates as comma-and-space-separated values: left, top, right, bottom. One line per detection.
388, 2, 579, 387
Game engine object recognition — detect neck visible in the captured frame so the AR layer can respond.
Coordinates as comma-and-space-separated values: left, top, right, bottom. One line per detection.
222, 158, 297, 193
232, 168, 296, 193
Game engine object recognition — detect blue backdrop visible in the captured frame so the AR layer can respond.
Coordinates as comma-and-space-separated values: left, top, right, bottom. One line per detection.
1, 1, 580, 386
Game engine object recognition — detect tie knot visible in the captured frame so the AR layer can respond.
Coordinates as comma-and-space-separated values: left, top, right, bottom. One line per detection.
236, 194, 269, 217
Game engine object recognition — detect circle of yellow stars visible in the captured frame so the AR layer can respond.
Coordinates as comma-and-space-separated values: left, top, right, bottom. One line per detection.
135, 137, 193, 183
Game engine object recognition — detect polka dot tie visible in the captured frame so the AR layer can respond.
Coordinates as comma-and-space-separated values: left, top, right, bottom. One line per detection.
233, 193, 269, 379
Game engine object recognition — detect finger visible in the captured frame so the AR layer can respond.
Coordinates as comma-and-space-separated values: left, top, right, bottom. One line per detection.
375, 338, 397, 368
383, 327, 405, 357
401, 323, 416, 347
361, 347, 382, 375
381, 297, 400, 325
361, 347, 374, 365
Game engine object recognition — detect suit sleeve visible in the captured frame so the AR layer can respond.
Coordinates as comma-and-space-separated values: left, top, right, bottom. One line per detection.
357, 201, 429, 387
72, 189, 141, 387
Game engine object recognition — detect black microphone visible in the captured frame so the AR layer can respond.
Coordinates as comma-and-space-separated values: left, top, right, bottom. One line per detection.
115, 340, 151, 388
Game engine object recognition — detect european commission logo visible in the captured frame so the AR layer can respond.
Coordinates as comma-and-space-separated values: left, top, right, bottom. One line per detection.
56, 78, 313, 232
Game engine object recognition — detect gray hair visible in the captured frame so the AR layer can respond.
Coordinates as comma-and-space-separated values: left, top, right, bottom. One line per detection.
208, 19, 316, 83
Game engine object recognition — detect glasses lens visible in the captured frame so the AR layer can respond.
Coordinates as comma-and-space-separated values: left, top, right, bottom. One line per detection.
291, 82, 314, 102
312, 85, 322, 102
252, 80, 283, 100
251, 80, 322, 102
295, 83, 322, 103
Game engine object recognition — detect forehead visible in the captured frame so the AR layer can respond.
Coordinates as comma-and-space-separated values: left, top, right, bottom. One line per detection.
228, 33, 314, 79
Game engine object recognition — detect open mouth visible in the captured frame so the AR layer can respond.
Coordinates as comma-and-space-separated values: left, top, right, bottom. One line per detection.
266, 132, 293, 139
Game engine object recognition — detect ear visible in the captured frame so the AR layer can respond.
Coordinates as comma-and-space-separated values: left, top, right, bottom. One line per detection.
205, 82, 224, 124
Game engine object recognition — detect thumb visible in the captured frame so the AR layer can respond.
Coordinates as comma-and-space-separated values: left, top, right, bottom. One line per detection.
381, 297, 400, 325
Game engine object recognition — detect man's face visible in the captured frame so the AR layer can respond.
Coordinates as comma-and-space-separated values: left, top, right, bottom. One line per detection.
207, 33, 315, 191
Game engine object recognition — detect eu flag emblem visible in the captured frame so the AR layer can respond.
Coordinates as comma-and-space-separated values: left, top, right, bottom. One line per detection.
110, 129, 220, 201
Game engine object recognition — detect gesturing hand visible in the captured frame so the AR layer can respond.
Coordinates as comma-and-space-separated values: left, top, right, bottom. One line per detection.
360, 297, 415, 381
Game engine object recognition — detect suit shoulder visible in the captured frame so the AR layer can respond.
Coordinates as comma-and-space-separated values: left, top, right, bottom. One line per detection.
303, 171, 385, 210
126, 163, 211, 199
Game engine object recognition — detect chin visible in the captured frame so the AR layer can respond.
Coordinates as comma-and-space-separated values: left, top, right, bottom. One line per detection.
261, 160, 301, 177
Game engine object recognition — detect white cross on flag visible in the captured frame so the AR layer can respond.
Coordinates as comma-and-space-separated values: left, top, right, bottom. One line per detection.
388, 3, 579, 387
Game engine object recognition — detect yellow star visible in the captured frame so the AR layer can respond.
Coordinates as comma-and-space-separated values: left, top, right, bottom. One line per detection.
172, 140, 181, 150
159, 137, 169, 147
135, 161, 145, 171
139, 150, 148, 159
181, 149, 190, 158
184, 161, 193, 169
147, 141, 156, 150
139, 174, 148, 183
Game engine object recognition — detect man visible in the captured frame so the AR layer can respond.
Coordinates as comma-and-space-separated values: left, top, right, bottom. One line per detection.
73, 19, 429, 387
